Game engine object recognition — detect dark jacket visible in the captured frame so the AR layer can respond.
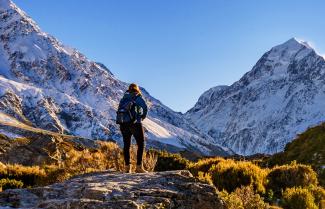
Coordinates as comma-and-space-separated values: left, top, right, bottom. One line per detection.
119, 91, 148, 123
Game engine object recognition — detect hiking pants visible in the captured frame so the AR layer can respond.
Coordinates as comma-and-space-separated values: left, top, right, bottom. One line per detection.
120, 123, 145, 166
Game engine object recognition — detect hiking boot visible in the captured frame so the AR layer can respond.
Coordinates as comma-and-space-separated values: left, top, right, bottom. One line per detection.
124, 165, 132, 173
136, 165, 148, 173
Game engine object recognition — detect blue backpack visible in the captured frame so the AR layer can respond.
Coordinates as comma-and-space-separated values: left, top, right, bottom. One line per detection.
116, 95, 137, 124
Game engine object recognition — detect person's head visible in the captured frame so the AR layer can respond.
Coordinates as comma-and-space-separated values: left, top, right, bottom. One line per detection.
128, 83, 142, 95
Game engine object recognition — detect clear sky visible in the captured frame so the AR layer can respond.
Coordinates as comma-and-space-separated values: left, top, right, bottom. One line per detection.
14, 0, 325, 112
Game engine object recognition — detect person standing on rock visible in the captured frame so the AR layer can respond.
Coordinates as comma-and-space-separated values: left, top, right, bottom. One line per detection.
116, 83, 148, 173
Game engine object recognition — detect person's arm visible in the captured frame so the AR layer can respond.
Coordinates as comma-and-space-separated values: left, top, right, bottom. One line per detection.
135, 96, 148, 119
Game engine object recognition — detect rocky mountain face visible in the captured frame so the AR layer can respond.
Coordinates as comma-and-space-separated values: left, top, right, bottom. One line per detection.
0, 0, 231, 156
0, 170, 225, 209
0, 111, 100, 166
186, 38, 325, 155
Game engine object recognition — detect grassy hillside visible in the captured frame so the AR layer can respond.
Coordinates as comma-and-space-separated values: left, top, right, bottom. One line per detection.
264, 123, 325, 186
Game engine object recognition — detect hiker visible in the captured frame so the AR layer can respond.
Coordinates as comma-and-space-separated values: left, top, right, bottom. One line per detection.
116, 83, 148, 173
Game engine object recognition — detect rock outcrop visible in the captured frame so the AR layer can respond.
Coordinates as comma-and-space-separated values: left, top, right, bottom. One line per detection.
0, 170, 224, 209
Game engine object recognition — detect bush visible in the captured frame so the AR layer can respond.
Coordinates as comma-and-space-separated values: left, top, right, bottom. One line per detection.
219, 186, 270, 209
209, 160, 267, 193
42, 165, 69, 185
189, 157, 224, 177
154, 151, 189, 172
0, 164, 46, 186
266, 162, 318, 196
308, 185, 325, 207
282, 187, 317, 209
0, 178, 24, 191
196, 171, 213, 185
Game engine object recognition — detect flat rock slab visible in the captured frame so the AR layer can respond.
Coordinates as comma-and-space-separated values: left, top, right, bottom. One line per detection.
0, 170, 224, 209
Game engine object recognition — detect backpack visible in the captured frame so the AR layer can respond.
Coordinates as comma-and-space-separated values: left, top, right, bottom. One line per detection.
116, 95, 137, 124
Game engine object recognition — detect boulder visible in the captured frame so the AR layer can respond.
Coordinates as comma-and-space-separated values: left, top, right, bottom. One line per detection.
0, 170, 224, 209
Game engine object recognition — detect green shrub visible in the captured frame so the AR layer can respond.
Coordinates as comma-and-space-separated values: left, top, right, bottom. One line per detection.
189, 157, 224, 176
266, 162, 318, 196
154, 151, 189, 172
282, 187, 317, 209
209, 160, 267, 193
0, 178, 24, 191
219, 186, 270, 209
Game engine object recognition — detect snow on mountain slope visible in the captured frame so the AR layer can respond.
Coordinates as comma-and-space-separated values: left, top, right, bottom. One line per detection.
0, 0, 231, 155
186, 38, 325, 155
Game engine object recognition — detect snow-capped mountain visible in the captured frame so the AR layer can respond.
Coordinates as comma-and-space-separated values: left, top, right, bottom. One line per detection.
0, 0, 231, 155
186, 38, 325, 155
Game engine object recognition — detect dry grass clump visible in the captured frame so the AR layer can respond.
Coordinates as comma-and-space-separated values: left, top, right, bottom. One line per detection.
0, 178, 24, 191
128, 146, 157, 172
59, 142, 121, 176
0, 164, 46, 186
0, 141, 158, 191
51, 142, 157, 180
57, 141, 157, 174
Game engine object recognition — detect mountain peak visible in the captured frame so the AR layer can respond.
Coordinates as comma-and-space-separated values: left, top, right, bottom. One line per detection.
187, 37, 325, 155
282, 37, 313, 49
273, 37, 314, 52
266, 38, 315, 62
0, 0, 41, 33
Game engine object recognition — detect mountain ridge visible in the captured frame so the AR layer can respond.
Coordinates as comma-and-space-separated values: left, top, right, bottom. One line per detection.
0, 0, 231, 156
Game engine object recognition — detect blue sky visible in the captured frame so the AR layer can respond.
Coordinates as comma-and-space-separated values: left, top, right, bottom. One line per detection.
15, 0, 325, 112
